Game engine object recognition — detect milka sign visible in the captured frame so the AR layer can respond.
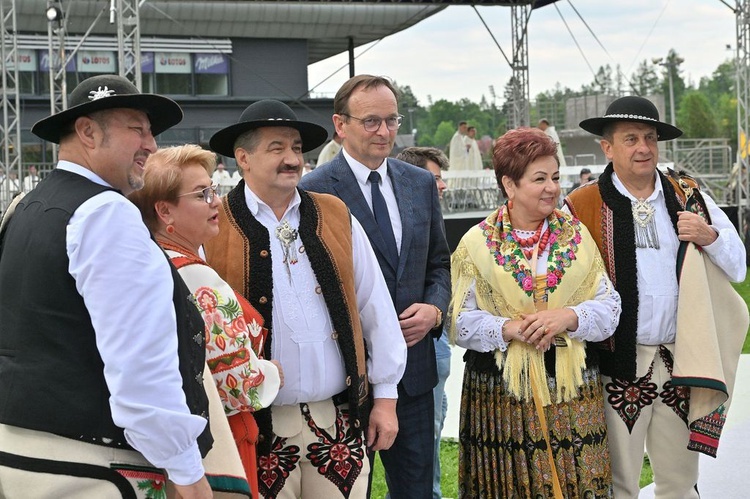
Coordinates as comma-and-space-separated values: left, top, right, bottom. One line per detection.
194, 54, 228, 74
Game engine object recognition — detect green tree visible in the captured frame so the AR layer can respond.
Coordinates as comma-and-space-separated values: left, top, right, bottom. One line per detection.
698, 60, 736, 147
716, 93, 737, 146
594, 64, 614, 95
631, 59, 660, 96
432, 121, 456, 151
699, 60, 735, 101
677, 91, 717, 138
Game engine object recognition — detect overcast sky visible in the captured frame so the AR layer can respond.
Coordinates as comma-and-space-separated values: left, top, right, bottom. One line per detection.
307, 0, 737, 106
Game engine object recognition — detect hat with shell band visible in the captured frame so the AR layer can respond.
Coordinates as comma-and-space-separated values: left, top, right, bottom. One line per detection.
579, 95, 682, 141
31, 74, 183, 144
209, 99, 328, 158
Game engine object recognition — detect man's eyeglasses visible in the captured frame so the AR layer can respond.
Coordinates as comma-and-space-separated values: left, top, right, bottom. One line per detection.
178, 183, 218, 204
341, 114, 403, 132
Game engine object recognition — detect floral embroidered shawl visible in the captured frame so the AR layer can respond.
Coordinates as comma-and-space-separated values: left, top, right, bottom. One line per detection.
449, 207, 609, 405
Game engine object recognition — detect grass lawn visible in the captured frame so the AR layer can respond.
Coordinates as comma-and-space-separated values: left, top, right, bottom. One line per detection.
370, 440, 458, 499
371, 279, 750, 496
734, 279, 750, 354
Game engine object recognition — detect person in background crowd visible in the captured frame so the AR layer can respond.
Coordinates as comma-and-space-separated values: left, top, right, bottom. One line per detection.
22, 165, 41, 192
466, 126, 483, 171
317, 130, 343, 165
566, 96, 747, 499
569, 167, 592, 193
301, 75, 451, 499
538, 118, 567, 168
129, 144, 284, 499
212, 162, 233, 196
450, 127, 620, 498
205, 99, 407, 498
0, 74, 213, 498
0, 171, 20, 210
449, 120, 470, 171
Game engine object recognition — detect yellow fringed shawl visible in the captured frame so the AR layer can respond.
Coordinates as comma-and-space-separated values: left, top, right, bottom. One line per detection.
448, 207, 610, 406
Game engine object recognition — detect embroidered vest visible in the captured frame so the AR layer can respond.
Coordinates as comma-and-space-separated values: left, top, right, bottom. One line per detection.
565, 163, 692, 380
0, 169, 212, 454
204, 183, 370, 454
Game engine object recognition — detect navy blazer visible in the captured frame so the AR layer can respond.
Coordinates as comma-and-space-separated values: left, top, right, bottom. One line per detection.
300, 151, 451, 396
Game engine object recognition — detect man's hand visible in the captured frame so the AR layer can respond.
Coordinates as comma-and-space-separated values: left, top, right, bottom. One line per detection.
172, 476, 213, 499
398, 303, 438, 347
270, 359, 284, 388
677, 211, 718, 246
366, 398, 398, 451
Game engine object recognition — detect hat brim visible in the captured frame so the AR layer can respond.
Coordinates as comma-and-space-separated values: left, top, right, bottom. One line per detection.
31, 94, 183, 144
579, 116, 682, 141
210, 120, 328, 158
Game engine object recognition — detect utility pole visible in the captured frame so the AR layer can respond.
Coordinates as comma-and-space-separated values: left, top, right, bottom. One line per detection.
652, 55, 683, 162
652, 56, 683, 127
489, 84, 497, 134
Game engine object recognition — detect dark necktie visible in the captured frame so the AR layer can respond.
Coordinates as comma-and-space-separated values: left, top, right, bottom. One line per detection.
368, 170, 399, 267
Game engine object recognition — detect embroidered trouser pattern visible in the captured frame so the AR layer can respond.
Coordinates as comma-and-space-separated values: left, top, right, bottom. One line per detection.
604, 345, 689, 432
602, 345, 698, 499
257, 402, 368, 499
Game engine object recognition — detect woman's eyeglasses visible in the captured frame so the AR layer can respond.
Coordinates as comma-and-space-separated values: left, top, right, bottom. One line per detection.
177, 183, 218, 204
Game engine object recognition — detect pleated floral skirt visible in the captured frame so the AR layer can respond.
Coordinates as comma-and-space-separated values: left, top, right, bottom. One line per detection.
458, 364, 613, 499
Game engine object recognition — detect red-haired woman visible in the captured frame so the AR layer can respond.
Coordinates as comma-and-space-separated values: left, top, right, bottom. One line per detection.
448, 127, 620, 498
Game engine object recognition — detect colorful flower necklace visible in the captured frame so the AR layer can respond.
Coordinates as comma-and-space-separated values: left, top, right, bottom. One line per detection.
480, 206, 582, 296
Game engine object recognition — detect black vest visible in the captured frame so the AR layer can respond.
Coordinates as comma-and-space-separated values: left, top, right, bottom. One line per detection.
0, 169, 212, 455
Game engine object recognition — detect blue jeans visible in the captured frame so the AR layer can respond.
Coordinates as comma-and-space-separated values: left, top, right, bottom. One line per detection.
432, 335, 451, 499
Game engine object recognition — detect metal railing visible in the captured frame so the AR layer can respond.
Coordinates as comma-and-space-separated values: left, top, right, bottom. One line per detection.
671, 139, 734, 205
441, 170, 501, 214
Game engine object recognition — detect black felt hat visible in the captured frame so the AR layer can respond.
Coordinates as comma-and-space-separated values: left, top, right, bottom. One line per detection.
579, 95, 682, 141
209, 100, 328, 158
31, 74, 183, 144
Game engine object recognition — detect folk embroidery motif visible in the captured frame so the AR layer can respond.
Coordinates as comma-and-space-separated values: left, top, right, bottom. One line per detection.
303, 405, 365, 498
605, 363, 659, 433
194, 285, 268, 413
657, 346, 690, 425
114, 466, 167, 499
258, 438, 301, 498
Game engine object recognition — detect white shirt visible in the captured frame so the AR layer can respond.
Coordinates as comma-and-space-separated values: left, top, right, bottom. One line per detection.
22, 174, 40, 192
61, 162, 207, 485
212, 169, 233, 187
0, 176, 20, 206
342, 148, 403, 255
543, 126, 567, 168
610, 171, 746, 345
454, 221, 622, 353
467, 138, 483, 170
243, 185, 406, 403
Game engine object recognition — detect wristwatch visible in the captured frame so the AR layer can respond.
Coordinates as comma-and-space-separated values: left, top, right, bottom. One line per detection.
431, 305, 443, 329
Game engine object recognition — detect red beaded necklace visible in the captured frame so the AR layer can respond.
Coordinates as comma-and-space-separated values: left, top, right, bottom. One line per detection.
513, 221, 551, 260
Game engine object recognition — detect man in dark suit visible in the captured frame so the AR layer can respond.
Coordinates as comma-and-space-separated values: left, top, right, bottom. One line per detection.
300, 75, 451, 499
